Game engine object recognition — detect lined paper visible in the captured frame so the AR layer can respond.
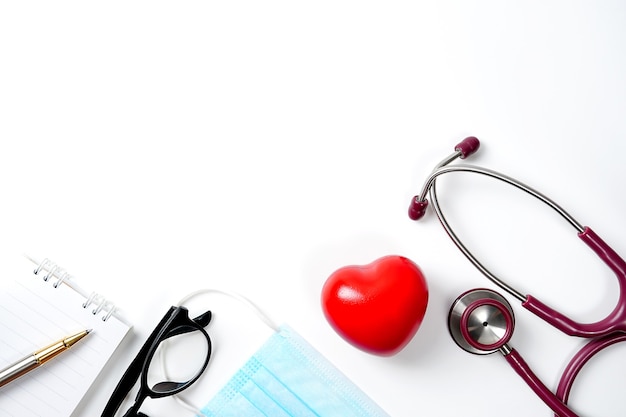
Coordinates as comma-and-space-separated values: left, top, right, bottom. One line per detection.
0, 257, 131, 417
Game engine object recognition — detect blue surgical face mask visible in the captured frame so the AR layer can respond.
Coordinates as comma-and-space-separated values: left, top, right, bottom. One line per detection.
200, 324, 390, 417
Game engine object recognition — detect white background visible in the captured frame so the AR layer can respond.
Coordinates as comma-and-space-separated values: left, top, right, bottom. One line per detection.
2, 1, 626, 416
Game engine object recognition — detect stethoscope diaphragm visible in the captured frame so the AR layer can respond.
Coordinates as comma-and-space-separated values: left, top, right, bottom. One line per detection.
448, 288, 515, 355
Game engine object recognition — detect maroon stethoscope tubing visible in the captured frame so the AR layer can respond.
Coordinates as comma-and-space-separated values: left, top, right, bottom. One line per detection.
411, 137, 626, 416
523, 227, 626, 338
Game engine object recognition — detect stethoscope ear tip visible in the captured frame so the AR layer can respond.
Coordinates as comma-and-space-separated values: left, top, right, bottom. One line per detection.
409, 136, 480, 221
408, 198, 429, 221
455, 137, 480, 159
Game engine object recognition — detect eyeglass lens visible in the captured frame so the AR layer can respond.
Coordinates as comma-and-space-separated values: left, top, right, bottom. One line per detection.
103, 306, 212, 417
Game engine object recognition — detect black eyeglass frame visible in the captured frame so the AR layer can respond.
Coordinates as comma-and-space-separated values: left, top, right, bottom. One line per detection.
101, 306, 212, 417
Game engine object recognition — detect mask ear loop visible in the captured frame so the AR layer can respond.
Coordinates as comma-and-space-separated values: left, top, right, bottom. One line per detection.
157, 288, 279, 416
178, 288, 279, 332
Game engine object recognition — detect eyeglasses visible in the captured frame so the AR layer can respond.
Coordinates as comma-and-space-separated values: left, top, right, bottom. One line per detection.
101, 306, 212, 417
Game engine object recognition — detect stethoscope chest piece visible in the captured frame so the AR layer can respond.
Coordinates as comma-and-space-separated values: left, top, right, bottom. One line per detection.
411, 138, 626, 416
448, 288, 515, 355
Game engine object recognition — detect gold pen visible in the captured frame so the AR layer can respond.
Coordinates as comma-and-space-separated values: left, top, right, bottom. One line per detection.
0, 329, 91, 388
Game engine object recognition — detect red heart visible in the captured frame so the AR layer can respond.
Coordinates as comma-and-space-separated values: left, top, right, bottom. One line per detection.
321, 255, 428, 356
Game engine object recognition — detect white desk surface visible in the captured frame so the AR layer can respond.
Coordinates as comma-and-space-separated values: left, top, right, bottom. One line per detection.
2, 2, 626, 416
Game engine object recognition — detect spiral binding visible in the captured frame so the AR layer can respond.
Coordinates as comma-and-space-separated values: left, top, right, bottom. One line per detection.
33, 258, 118, 322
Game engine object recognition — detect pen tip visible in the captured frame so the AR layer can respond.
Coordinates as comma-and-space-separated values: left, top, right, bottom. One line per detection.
64, 329, 92, 348
86, 329, 93, 334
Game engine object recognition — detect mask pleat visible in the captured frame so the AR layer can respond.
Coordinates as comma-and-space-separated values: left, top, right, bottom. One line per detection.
202, 325, 390, 417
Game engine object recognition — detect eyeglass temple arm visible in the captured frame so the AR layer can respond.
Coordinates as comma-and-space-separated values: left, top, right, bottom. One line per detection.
166, 310, 212, 338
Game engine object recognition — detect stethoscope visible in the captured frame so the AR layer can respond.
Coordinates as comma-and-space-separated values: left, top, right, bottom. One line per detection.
408, 137, 626, 417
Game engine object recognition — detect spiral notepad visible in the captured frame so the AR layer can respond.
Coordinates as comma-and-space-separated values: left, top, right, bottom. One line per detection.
0, 256, 132, 417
